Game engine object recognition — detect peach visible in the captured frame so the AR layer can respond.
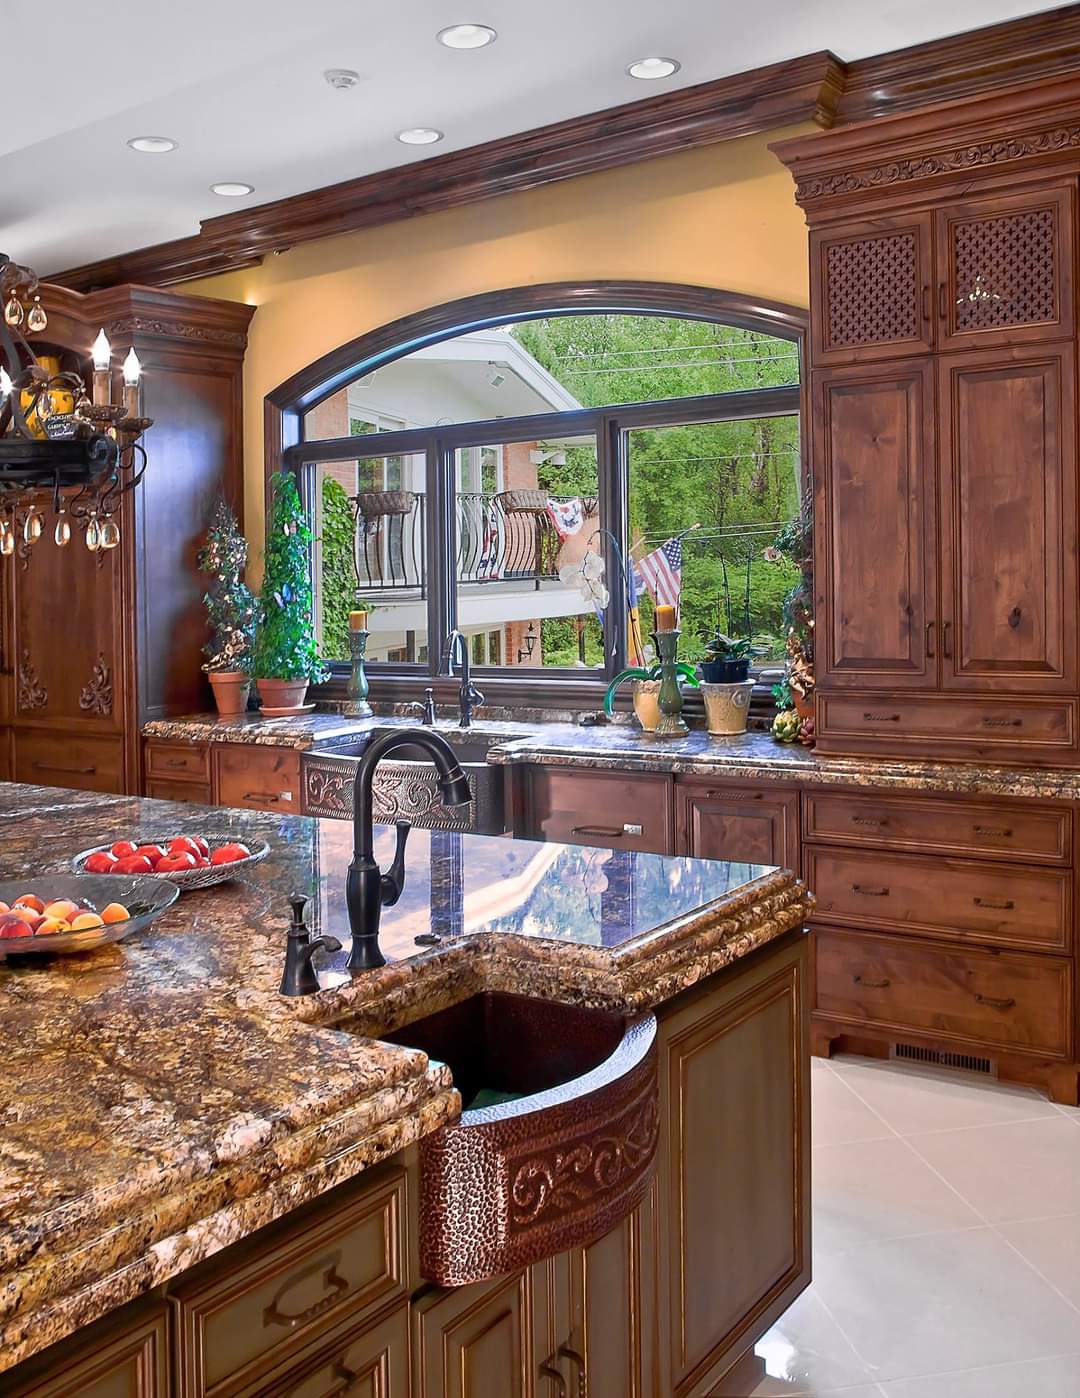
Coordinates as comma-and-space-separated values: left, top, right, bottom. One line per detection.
101, 903, 131, 925
12, 894, 44, 914
0, 913, 29, 939
70, 912, 105, 931
43, 899, 79, 922
36, 917, 70, 936
0, 901, 9, 915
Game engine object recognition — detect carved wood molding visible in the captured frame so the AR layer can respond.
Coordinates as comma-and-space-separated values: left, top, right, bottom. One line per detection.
78, 655, 114, 717
103, 315, 250, 348
17, 651, 47, 712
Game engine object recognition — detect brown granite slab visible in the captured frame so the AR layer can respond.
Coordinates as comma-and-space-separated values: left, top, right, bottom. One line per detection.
0, 781, 808, 1373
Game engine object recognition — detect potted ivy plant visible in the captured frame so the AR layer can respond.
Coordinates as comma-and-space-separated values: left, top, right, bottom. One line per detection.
252, 472, 329, 713
699, 632, 753, 684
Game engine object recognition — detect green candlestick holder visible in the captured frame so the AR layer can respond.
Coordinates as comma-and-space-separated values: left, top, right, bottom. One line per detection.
652, 629, 689, 737
346, 628, 373, 717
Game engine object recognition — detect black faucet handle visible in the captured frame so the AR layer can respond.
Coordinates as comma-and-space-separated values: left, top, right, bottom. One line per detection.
288, 892, 309, 931
381, 819, 411, 908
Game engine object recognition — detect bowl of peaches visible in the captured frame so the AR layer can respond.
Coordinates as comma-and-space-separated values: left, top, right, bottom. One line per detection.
72, 834, 270, 891
0, 875, 180, 957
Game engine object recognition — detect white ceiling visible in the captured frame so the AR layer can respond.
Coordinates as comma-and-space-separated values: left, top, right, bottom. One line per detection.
3, 0, 1073, 276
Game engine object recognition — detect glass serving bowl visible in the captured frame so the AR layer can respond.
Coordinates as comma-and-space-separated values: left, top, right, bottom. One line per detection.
0, 873, 180, 957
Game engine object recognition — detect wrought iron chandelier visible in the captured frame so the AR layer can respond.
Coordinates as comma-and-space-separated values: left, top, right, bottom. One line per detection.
0, 253, 152, 557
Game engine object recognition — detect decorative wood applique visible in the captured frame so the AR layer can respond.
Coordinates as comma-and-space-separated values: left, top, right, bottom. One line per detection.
79, 654, 113, 717
17, 651, 47, 712
105, 315, 249, 348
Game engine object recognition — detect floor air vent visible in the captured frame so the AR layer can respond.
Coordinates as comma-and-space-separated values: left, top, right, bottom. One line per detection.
891, 1042, 994, 1075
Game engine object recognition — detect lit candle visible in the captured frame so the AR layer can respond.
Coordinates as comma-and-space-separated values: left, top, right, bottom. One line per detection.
349, 609, 368, 632
0, 366, 12, 400
654, 604, 677, 632
122, 347, 141, 417
91, 329, 111, 406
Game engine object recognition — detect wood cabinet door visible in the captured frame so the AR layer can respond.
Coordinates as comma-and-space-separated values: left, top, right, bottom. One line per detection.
810, 213, 934, 364
414, 1263, 555, 1398
676, 781, 799, 873
656, 934, 810, 1398
814, 360, 937, 689
936, 185, 1075, 352
938, 344, 1077, 693
9, 1307, 168, 1397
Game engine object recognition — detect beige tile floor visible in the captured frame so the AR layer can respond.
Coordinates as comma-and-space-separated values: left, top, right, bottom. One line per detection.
746, 1054, 1080, 1397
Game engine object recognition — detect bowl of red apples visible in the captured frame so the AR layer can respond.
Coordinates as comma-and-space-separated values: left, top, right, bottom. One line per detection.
72, 834, 270, 891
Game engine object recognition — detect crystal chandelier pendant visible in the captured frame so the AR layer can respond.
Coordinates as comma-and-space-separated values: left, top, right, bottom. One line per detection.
99, 516, 121, 550
3, 295, 23, 328
54, 512, 71, 547
85, 516, 101, 552
22, 509, 43, 545
26, 298, 47, 333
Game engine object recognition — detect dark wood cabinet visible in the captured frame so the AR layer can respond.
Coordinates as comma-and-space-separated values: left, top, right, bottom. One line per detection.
938, 343, 1077, 693
513, 766, 673, 854
5, 1304, 168, 1397
813, 360, 936, 690
3, 283, 254, 796
675, 778, 799, 872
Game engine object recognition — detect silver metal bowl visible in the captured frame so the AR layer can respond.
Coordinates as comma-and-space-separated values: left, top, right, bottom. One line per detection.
72, 837, 270, 891
0, 874, 179, 957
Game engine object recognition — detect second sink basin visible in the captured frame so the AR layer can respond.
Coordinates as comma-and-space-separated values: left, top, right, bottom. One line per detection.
380, 990, 659, 1286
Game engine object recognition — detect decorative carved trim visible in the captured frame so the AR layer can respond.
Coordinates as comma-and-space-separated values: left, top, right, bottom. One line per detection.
104, 315, 249, 348
17, 651, 47, 712
78, 654, 113, 717
794, 122, 1080, 201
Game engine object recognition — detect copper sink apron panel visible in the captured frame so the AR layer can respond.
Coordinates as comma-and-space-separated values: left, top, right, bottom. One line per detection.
418, 1014, 658, 1286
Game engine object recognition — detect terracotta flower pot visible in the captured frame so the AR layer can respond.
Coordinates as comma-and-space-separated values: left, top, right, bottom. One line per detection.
208, 670, 251, 717
256, 678, 309, 712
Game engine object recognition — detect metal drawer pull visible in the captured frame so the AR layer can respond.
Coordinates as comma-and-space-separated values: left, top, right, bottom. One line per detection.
539, 1357, 569, 1396
32, 761, 95, 775
982, 717, 1022, 728
326, 1359, 363, 1396
852, 884, 889, 896
558, 1343, 587, 1398
570, 823, 641, 838
853, 975, 891, 988
863, 712, 900, 723
164, 757, 192, 769
942, 620, 952, 658
974, 825, 1012, 837
975, 993, 1016, 1010
973, 896, 1014, 910
704, 790, 763, 801
851, 816, 886, 827
263, 1257, 349, 1330
925, 620, 935, 657
244, 790, 293, 804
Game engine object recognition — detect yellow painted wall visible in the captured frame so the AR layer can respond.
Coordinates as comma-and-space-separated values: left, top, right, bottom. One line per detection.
187, 124, 812, 553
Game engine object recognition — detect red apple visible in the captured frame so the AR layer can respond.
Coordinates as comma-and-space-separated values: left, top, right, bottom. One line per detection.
167, 836, 202, 860
110, 841, 138, 859
210, 842, 250, 865
134, 844, 166, 864
84, 851, 119, 874
156, 852, 197, 872
190, 835, 210, 858
114, 854, 154, 876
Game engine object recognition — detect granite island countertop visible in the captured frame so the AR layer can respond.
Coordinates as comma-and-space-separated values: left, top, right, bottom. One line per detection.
0, 781, 808, 1374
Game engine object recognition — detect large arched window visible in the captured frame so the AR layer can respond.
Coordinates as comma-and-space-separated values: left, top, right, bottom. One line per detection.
266, 282, 806, 700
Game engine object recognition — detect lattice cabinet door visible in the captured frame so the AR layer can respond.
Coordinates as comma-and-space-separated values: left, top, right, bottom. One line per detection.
935, 185, 1075, 351
810, 214, 934, 366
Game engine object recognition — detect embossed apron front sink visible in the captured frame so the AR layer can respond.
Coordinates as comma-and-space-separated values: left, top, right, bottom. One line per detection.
383, 990, 659, 1286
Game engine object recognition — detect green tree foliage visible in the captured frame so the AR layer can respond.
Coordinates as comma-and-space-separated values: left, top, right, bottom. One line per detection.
512, 315, 802, 660
320, 477, 356, 662
254, 472, 329, 682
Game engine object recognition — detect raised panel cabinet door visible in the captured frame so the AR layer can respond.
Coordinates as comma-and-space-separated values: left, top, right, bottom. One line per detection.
814, 361, 937, 689
676, 783, 799, 872
656, 934, 810, 1398
9, 1306, 168, 1397
939, 344, 1077, 693
414, 1263, 555, 1398
936, 185, 1075, 352
809, 213, 934, 365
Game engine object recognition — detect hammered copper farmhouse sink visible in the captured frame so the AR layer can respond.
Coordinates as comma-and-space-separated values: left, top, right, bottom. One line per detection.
384, 991, 658, 1286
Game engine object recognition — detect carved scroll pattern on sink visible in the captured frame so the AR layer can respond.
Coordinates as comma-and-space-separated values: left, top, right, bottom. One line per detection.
304, 762, 477, 830
510, 1086, 659, 1226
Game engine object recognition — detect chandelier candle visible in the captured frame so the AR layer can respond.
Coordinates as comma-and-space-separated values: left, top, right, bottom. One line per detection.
91, 330, 111, 406
122, 349, 141, 418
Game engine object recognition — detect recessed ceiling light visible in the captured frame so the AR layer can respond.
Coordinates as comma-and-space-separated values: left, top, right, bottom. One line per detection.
396, 127, 444, 146
127, 136, 178, 154
437, 23, 497, 49
627, 56, 681, 81
210, 182, 255, 197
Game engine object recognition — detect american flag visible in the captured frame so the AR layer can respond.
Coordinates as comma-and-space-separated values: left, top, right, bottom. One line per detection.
637, 535, 683, 610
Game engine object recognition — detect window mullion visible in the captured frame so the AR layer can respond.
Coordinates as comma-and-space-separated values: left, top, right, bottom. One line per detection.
598, 412, 627, 680
426, 435, 456, 674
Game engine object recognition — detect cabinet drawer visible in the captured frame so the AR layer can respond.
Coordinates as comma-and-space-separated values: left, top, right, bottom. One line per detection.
519, 766, 672, 853
10, 1305, 168, 1397
214, 744, 300, 813
146, 740, 210, 782
806, 847, 1071, 953
275, 1303, 409, 1398
814, 927, 1073, 1058
803, 791, 1071, 864
145, 778, 213, 805
818, 693, 1076, 757
173, 1166, 407, 1398
676, 779, 799, 871
14, 730, 124, 793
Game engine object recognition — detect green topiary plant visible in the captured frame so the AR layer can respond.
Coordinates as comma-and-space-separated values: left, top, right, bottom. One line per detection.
320, 476, 357, 662
253, 472, 330, 684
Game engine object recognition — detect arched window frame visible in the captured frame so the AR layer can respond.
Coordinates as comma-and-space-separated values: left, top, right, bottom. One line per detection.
265, 280, 808, 708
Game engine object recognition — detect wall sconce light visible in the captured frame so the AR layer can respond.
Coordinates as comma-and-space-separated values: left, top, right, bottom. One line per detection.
517, 622, 537, 664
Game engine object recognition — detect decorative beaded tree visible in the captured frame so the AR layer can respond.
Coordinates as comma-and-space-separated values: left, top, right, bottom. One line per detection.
197, 499, 256, 673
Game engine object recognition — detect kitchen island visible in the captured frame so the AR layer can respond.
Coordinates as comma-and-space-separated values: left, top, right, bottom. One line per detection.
0, 781, 811, 1398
